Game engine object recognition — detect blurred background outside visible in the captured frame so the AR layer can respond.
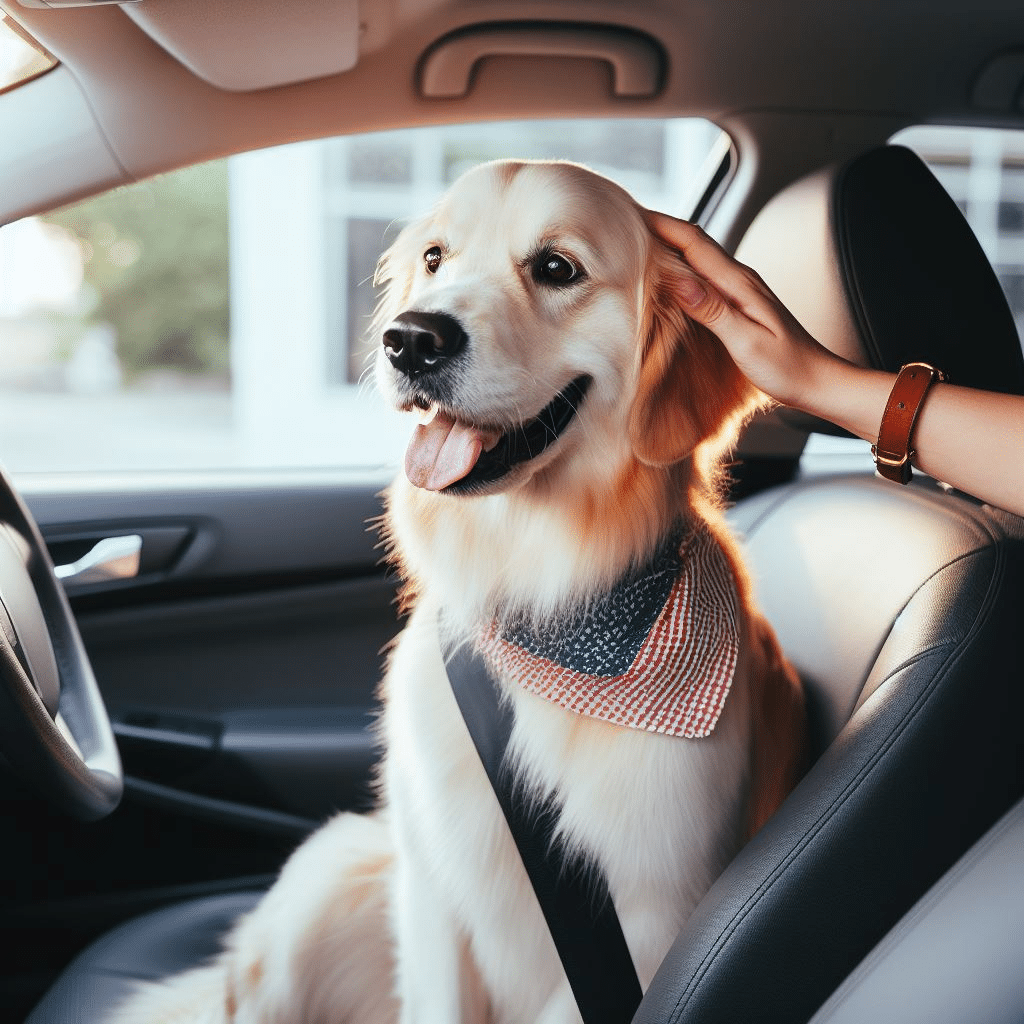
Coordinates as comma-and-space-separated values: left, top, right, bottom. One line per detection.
0, 120, 1021, 474
0, 118, 720, 473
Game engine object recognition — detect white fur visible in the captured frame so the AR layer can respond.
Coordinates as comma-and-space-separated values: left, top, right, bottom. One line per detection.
108, 160, 792, 1024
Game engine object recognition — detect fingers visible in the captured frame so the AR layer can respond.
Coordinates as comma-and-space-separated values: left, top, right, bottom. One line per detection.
647, 212, 747, 286
647, 211, 726, 262
643, 213, 740, 322
647, 211, 745, 276
649, 210, 794, 336
674, 270, 734, 328
646, 209, 836, 408
647, 210, 773, 311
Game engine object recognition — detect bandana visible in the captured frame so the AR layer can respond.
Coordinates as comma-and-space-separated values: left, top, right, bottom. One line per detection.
479, 524, 739, 738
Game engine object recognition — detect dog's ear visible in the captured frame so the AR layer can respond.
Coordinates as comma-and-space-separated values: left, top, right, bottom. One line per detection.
628, 242, 761, 467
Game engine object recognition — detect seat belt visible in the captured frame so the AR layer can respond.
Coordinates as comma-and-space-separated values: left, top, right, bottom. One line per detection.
444, 639, 644, 1024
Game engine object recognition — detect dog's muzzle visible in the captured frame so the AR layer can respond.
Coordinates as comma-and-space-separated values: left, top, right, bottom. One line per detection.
443, 375, 592, 494
383, 311, 467, 379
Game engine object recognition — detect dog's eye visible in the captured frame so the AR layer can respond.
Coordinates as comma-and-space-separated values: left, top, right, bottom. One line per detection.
424, 246, 443, 275
534, 252, 581, 287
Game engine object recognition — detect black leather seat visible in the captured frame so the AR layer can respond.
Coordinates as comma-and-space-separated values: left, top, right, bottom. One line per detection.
808, 794, 1024, 1024
27, 146, 1024, 1024
637, 474, 1024, 1024
25, 892, 261, 1023
636, 145, 1024, 1024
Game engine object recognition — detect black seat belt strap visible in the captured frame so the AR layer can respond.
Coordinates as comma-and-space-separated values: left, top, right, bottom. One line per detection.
443, 639, 643, 1024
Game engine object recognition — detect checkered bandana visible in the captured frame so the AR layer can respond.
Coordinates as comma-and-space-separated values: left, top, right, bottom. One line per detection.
480, 524, 740, 738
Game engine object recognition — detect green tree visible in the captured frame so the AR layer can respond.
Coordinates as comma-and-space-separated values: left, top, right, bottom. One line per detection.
43, 160, 230, 381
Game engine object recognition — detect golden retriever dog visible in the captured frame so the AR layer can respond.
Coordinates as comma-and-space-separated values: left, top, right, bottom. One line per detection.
109, 160, 806, 1024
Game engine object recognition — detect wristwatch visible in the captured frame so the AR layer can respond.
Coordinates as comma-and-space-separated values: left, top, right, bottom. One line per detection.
872, 362, 946, 485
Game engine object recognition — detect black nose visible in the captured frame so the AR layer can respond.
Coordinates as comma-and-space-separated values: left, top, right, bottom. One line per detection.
382, 311, 467, 378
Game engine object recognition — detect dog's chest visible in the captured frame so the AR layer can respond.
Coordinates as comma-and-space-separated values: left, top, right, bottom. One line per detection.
382, 569, 753, 1011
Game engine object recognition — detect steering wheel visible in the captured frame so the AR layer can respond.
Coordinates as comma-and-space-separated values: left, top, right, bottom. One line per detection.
0, 463, 122, 820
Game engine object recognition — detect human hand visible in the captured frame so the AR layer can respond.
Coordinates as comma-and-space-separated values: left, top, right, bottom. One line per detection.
647, 211, 844, 411
648, 215, 1024, 516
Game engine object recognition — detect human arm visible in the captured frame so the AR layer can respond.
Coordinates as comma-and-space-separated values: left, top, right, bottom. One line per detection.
649, 212, 1024, 518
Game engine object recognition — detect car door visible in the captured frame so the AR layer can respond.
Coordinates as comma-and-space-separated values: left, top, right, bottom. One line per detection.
32, 472, 398, 827
0, 474, 401, 1022
0, 149, 410, 1021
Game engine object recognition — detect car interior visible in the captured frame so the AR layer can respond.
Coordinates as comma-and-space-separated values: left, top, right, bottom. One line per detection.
1, 1, 1023, 1022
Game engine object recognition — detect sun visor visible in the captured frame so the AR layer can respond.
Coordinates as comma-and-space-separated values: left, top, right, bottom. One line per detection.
16, 0, 139, 7
121, 0, 361, 92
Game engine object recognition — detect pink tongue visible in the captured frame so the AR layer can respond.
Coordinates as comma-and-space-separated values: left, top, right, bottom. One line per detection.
405, 413, 485, 491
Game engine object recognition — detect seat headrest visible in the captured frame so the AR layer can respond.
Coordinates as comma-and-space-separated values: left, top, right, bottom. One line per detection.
737, 145, 1024, 432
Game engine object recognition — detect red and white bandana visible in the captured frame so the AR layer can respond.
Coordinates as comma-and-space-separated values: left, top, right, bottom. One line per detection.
480, 525, 739, 738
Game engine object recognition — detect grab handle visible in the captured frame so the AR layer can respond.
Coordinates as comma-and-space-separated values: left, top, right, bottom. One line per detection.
420, 24, 665, 99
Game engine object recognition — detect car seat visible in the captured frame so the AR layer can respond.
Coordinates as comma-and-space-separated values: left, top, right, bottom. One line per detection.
25, 145, 1024, 1024
807, 792, 1024, 1024
636, 144, 1024, 1024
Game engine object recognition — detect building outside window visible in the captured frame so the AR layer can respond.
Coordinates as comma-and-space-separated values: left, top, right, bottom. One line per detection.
896, 125, 1024, 342
0, 121, 1021, 475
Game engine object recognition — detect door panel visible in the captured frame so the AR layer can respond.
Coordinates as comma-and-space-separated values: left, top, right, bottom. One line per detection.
80, 576, 394, 822
0, 473, 401, 1020
27, 472, 400, 825
25, 471, 391, 590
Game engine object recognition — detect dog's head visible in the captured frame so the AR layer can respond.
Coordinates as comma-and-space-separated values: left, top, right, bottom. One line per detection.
374, 160, 761, 572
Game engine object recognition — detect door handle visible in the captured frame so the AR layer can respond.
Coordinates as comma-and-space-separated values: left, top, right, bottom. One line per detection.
46, 525, 192, 594
54, 535, 142, 585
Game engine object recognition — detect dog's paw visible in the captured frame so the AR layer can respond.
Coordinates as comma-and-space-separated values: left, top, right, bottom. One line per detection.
221, 811, 398, 1024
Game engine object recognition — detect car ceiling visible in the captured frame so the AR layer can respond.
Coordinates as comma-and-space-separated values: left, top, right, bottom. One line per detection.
3, 0, 1024, 229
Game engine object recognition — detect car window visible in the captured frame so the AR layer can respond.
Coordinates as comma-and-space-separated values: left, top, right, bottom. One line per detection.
0, 118, 724, 475
895, 125, 1024, 344
804, 124, 1024, 468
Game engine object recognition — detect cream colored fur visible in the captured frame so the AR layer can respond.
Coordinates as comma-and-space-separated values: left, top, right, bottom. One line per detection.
108, 160, 804, 1024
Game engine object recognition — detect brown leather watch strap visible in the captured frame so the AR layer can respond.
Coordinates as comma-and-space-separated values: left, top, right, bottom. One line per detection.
872, 362, 946, 484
